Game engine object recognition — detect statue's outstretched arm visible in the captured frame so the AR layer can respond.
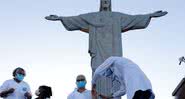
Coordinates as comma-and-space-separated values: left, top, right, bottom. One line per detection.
45, 15, 89, 33
149, 10, 168, 18
121, 10, 168, 32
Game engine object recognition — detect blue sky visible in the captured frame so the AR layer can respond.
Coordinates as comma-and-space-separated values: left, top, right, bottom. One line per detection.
0, 0, 185, 98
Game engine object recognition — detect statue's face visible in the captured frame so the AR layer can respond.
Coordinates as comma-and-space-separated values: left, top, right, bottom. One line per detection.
101, 0, 111, 10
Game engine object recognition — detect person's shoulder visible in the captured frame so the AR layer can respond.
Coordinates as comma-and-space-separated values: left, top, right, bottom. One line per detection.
84, 90, 92, 98
84, 89, 91, 94
67, 92, 73, 98
67, 91, 75, 99
3, 79, 14, 83
0, 79, 14, 86
68, 88, 77, 97
85, 89, 91, 92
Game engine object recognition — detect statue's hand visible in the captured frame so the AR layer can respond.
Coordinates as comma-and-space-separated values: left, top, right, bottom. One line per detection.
150, 10, 168, 18
45, 15, 60, 21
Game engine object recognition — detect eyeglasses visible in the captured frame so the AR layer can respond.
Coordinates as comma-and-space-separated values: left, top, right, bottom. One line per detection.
76, 79, 85, 82
17, 72, 25, 76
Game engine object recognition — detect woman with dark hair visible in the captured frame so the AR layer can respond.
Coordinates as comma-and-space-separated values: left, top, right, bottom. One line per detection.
0, 67, 32, 99
35, 85, 52, 99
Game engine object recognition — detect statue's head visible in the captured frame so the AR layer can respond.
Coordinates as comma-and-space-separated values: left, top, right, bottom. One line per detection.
100, 0, 112, 11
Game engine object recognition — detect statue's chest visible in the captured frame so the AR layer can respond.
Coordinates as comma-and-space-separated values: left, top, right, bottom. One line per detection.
99, 15, 114, 25
93, 13, 121, 39
96, 17, 117, 37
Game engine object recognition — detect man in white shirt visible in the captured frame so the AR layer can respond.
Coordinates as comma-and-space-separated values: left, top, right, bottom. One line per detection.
0, 67, 32, 99
91, 57, 155, 99
67, 74, 92, 99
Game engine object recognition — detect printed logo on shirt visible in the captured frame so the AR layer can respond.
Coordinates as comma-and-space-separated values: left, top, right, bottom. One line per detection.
22, 87, 27, 92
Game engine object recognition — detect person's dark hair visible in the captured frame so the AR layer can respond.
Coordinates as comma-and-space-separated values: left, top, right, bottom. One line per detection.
12, 67, 25, 77
36, 85, 52, 99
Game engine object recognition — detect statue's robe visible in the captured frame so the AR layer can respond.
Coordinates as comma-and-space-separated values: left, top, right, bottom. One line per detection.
60, 11, 151, 98
61, 11, 151, 71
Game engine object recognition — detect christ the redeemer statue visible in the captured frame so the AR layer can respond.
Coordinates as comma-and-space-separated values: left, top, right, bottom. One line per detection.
45, 0, 167, 98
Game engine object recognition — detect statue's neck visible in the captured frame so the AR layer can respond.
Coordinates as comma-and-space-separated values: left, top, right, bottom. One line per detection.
101, 10, 111, 13
100, 7, 111, 12
103, 7, 110, 11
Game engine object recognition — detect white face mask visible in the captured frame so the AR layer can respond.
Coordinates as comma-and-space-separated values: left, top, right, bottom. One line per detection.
35, 89, 40, 96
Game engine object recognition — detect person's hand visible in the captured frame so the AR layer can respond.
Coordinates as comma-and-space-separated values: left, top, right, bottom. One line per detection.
7, 88, 15, 94
99, 94, 113, 99
45, 15, 61, 21
24, 92, 32, 99
91, 87, 97, 97
0, 88, 15, 98
99, 94, 108, 99
150, 10, 168, 18
91, 84, 97, 99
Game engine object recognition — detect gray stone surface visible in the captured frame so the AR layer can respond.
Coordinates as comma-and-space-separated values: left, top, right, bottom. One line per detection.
45, 0, 167, 98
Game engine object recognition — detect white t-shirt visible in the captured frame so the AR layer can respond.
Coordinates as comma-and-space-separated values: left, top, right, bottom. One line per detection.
67, 88, 92, 99
0, 79, 31, 99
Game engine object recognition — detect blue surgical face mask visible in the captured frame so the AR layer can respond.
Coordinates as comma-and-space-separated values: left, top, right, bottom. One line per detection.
76, 81, 86, 88
15, 73, 24, 81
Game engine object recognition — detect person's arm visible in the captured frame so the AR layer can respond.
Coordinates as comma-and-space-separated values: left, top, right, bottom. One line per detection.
99, 94, 113, 99
91, 84, 97, 99
0, 80, 15, 98
24, 83, 32, 99
24, 92, 32, 99
0, 88, 15, 98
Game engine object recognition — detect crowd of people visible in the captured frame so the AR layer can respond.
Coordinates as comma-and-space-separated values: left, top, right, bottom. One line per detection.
0, 57, 155, 99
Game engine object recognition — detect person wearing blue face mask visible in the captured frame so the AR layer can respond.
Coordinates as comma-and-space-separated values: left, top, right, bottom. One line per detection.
0, 67, 32, 99
67, 74, 92, 99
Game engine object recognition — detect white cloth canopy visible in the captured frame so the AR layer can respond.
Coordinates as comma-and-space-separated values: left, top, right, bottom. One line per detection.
92, 56, 154, 99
